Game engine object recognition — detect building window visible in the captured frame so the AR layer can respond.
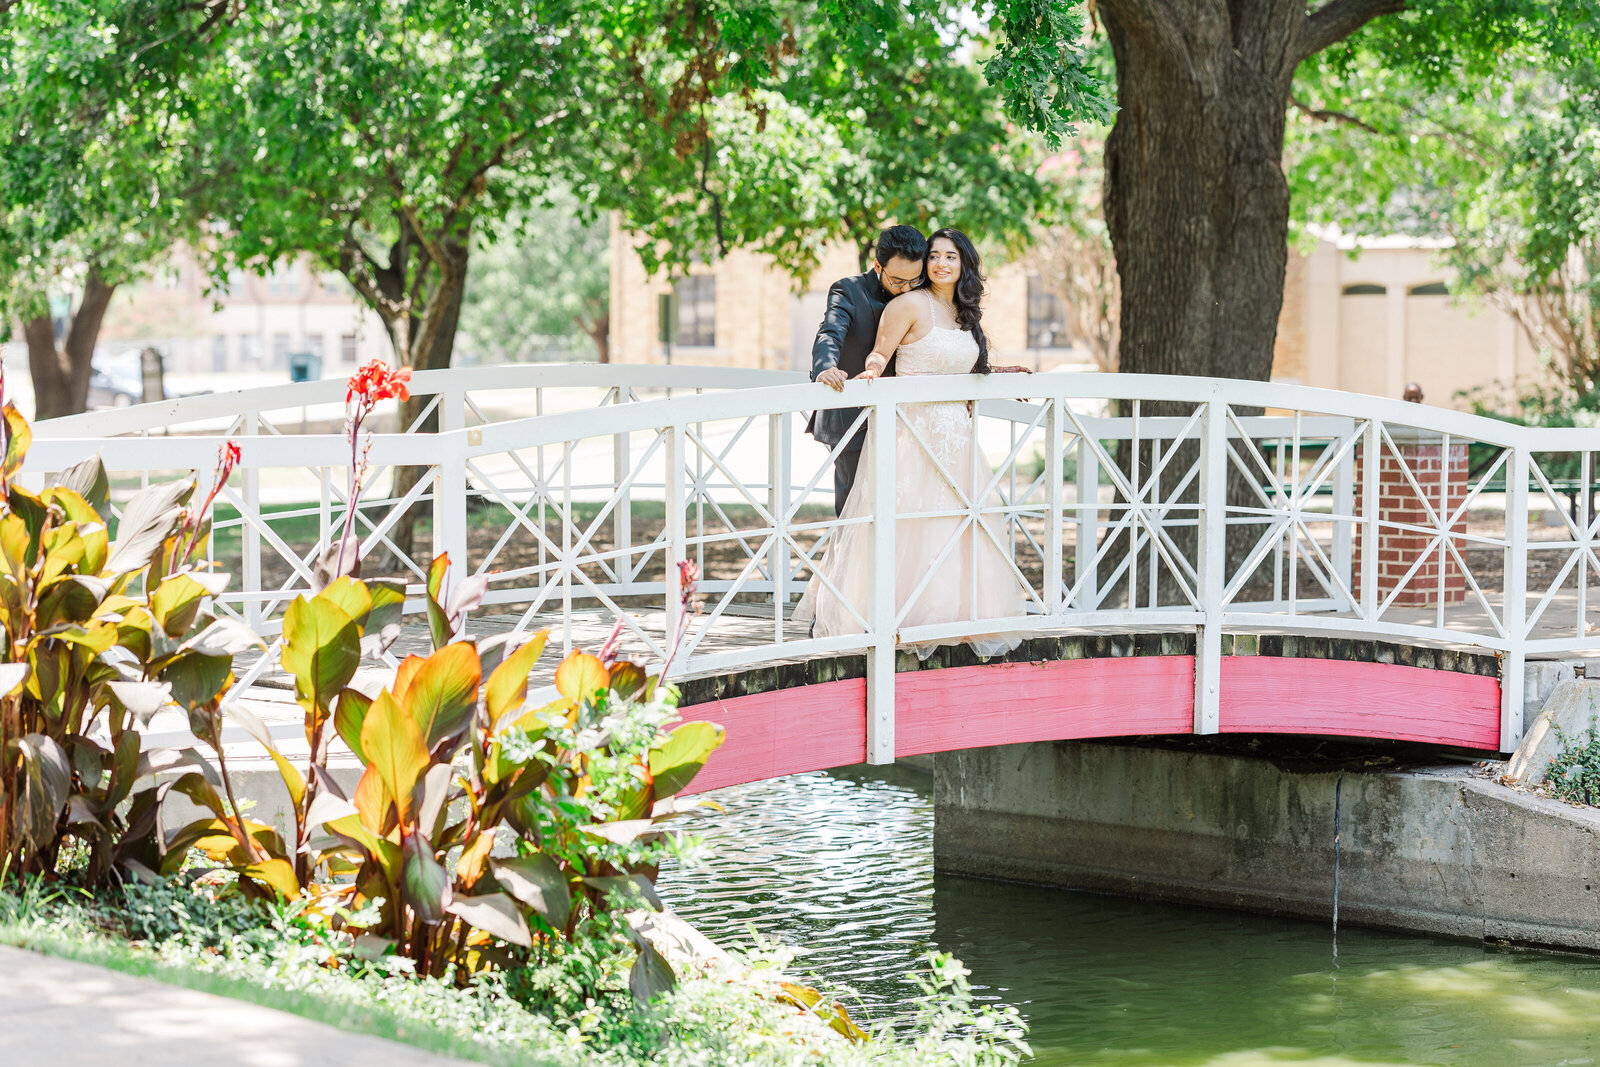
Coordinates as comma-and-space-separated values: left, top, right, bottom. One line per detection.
1026, 274, 1069, 349
1408, 281, 1450, 296
674, 275, 715, 348
271, 333, 292, 369
265, 264, 300, 298
340, 333, 359, 364
211, 335, 229, 373
303, 333, 325, 360
1342, 283, 1386, 296
240, 335, 262, 369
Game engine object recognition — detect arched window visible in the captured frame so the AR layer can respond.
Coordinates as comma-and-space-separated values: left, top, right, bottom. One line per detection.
1341, 283, 1386, 296
1408, 281, 1450, 296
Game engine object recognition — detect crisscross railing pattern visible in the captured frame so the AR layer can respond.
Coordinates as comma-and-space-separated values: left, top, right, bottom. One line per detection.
24, 366, 1600, 756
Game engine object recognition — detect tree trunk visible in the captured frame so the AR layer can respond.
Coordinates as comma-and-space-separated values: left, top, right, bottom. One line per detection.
1100, 1, 1296, 397
577, 313, 609, 363
23, 268, 116, 419
1092, 0, 1400, 601
385, 238, 469, 572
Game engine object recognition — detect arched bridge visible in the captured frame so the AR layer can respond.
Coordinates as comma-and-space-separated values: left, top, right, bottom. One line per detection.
27, 365, 1599, 787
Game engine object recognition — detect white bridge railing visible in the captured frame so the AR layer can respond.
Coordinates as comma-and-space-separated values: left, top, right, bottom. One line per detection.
26, 365, 1600, 754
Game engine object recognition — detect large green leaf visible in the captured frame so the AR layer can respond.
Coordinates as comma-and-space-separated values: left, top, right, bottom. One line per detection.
648, 721, 725, 798
360, 690, 429, 821
491, 854, 571, 930
402, 642, 481, 749
317, 577, 372, 629
485, 629, 549, 726
447, 891, 532, 947
149, 573, 209, 638
333, 687, 373, 761
360, 578, 407, 659
280, 594, 360, 717
425, 553, 452, 651
628, 940, 676, 1004
401, 830, 449, 924
14, 734, 70, 850
159, 652, 232, 712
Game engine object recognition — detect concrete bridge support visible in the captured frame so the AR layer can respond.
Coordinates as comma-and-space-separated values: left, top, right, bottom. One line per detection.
934, 740, 1600, 951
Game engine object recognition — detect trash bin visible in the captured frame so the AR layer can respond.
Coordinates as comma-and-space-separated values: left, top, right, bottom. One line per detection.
288, 351, 323, 383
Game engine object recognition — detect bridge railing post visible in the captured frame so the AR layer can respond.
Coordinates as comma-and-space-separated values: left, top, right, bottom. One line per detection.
867, 397, 897, 764
242, 407, 263, 632
664, 421, 688, 671
1074, 427, 1101, 611
1194, 398, 1228, 734
1045, 397, 1064, 615
768, 411, 790, 642
1502, 444, 1530, 750
434, 388, 469, 580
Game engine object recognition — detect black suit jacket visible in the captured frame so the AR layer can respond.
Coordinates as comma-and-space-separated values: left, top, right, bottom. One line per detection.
806, 270, 896, 450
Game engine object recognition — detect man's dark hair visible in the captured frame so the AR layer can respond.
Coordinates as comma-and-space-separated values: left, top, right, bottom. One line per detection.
873, 225, 927, 266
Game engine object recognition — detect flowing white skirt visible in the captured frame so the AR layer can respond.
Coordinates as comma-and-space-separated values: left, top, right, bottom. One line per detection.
796, 401, 1029, 658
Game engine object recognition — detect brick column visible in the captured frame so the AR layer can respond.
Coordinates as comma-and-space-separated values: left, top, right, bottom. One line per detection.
1353, 428, 1469, 606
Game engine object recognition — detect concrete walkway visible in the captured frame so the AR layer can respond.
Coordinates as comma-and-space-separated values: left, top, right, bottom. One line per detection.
0, 944, 474, 1066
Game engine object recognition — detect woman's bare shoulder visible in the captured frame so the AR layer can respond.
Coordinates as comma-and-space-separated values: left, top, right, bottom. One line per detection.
884, 291, 926, 317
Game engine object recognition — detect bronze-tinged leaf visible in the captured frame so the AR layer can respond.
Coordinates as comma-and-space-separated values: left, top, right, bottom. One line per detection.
609, 661, 648, 701
104, 478, 191, 574
14, 734, 70, 850
280, 594, 360, 717
456, 830, 495, 889
485, 629, 549, 726
554, 652, 609, 705
628, 940, 676, 1004
404, 642, 481, 749
647, 721, 725, 798
391, 654, 426, 702
50, 454, 110, 516
360, 691, 429, 822
446, 892, 531, 948
226, 705, 306, 809
241, 858, 301, 901
352, 763, 393, 837
2, 401, 31, 479
492, 855, 571, 930
401, 830, 449, 924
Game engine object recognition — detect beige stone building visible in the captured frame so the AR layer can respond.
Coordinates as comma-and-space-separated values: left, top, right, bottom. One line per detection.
611, 218, 1547, 407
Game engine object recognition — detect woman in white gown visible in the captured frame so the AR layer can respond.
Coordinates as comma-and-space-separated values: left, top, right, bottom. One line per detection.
800, 228, 1030, 658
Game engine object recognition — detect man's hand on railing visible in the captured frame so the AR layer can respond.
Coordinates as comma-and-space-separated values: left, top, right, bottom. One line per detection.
817, 367, 849, 392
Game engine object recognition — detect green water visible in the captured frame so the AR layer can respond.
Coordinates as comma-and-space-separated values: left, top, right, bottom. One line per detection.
655, 765, 1600, 1067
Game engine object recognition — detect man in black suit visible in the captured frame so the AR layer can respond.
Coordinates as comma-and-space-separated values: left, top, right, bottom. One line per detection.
807, 225, 928, 514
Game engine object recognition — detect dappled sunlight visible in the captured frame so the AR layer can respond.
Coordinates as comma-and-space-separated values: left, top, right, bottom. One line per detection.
1351, 959, 1600, 1030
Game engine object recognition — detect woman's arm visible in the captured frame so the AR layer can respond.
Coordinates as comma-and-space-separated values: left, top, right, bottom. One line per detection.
857, 296, 921, 380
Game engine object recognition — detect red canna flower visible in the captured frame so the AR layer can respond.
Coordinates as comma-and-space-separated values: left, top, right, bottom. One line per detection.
346, 360, 411, 405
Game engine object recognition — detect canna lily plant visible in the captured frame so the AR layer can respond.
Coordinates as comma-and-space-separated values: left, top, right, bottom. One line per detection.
179, 360, 728, 994
0, 358, 259, 884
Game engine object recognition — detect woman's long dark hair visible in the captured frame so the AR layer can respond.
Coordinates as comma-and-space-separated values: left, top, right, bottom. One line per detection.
925, 227, 989, 374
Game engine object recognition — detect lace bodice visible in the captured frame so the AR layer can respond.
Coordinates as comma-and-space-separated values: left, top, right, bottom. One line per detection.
894, 290, 978, 375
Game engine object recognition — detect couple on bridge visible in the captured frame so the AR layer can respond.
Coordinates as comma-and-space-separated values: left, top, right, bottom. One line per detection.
796, 224, 1033, 659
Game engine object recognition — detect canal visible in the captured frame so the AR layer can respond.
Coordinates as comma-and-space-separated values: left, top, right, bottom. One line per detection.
656, 763, 1600, 1066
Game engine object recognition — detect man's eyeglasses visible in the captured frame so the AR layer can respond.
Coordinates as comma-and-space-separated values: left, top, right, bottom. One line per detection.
881, 272, 923, 295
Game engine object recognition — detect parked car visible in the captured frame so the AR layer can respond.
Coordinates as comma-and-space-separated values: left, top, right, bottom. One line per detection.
86, 349, 159, 409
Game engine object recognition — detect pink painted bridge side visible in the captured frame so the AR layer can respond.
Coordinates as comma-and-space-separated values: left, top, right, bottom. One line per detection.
679, 655, 1503, 794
